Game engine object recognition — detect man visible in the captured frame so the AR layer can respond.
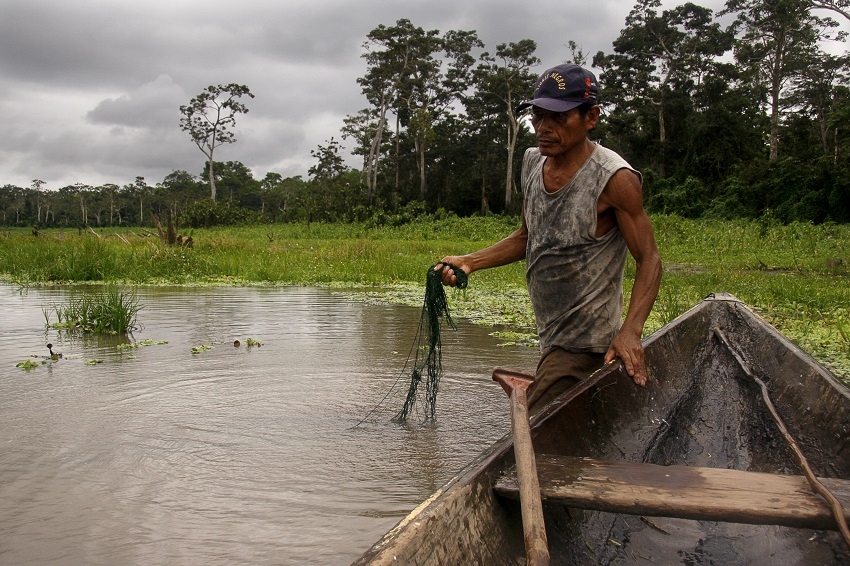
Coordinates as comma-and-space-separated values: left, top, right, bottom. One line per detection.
436, 63, 662, 410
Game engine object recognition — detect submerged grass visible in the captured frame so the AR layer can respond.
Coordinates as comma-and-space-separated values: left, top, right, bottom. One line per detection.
2, 216, 848, 380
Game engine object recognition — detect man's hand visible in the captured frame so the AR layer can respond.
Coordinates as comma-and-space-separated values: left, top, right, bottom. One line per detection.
605, 329, 648, 386
434, 258, 470, 287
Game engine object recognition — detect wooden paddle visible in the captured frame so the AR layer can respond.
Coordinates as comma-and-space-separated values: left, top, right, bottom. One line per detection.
493, 368, 550, 566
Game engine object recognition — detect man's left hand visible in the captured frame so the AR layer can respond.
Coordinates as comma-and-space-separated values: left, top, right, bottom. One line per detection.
605, 330, 648, 386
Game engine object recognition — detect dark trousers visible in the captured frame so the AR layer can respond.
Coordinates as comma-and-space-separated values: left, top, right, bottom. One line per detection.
527, 347, 605, 412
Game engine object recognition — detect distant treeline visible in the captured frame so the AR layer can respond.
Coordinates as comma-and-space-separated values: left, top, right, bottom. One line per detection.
2, 0, 849, 227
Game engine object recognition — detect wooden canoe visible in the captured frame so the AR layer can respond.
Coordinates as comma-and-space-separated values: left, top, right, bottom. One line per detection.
353, 294, 850, 565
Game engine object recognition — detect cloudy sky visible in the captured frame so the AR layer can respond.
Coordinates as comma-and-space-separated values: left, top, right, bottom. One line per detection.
0, 0, 843, 190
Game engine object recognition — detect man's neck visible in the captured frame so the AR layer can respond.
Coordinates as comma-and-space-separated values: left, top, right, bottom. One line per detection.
542, 138, 596, 192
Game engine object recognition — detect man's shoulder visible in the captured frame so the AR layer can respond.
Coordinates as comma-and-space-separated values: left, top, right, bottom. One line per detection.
591, 143, 630, 164
591, 144, 640, 182
523, 146, 542, 160
522, 147, 544, 171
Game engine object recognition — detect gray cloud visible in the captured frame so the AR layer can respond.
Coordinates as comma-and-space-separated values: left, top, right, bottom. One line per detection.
0, 0, 822, 189
86, 75, 186, 129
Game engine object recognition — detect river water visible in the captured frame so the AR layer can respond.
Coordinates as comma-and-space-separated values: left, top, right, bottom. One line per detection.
0, 284, 539, 565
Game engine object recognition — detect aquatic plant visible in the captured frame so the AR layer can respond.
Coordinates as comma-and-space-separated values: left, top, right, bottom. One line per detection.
117, 339, 168, 350
16, 359, 40, 370
43, 288, 141, 335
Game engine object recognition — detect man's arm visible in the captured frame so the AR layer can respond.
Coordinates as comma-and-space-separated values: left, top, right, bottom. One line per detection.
436, 212, 528, 286
599, 169, 662, 386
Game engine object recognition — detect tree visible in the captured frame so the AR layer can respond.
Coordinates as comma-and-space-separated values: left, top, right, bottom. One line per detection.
308, 138, 351, 221
358, 20, 443, 199
811, 0, 850, 21
179, 84, 254, 201
341, 108, 388, 200
474, 40, 540, 208
723, 0, 841, 160
30, 179, 45, 224
565, 40, 590, 65
157, 170, 203, 220
73, 183, 95, 226
1, 184, 25, 225
126, 176, 150, 225
787, 51, 850, 157
594, 0, 734, 175
355, 21, 482, 204
100, 183, 120, 226
411, 29, 484, 206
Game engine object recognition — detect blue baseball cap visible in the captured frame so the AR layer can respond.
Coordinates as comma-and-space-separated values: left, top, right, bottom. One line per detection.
517, 64, 599, 113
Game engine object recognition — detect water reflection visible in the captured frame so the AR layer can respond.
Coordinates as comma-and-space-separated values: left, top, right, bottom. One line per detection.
0, 284, 539, 565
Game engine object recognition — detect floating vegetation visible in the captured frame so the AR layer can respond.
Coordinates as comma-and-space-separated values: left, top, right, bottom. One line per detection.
43, 288, 141, 335
117, 339, 168, 350
245, 338, 262, 347
16, 359, 40, 370
490, 330, 538, 348
191, 344, 213, 354
85, 359, 104, 365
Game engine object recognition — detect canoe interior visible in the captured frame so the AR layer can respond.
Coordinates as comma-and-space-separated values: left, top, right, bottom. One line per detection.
353, 295, 850, 565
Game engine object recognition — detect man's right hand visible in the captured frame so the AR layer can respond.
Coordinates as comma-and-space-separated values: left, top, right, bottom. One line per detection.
434, 258, 470, 287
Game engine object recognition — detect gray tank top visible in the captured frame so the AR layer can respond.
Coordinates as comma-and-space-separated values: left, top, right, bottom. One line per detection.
522, 144, 640, 353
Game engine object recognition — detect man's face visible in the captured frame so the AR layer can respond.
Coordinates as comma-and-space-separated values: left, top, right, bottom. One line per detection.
529, 106, 598, 157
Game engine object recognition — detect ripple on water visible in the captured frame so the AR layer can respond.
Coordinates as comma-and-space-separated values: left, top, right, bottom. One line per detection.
0, 284, 539, 564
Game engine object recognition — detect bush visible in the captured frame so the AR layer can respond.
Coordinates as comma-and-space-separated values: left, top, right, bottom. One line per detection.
646, 176, 710, 218
180, 198, 258, 228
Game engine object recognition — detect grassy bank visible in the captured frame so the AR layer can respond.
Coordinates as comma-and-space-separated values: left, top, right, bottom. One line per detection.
1, 215, 848, 381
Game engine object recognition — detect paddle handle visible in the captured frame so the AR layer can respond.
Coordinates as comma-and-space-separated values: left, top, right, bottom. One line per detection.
510, 386, 551, 566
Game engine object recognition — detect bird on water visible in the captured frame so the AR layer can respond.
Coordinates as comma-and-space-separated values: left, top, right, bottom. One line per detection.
46, 343, 63, 360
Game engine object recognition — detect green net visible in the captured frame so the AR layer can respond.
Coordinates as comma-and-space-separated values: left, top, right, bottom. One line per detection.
395, 263, 468, 422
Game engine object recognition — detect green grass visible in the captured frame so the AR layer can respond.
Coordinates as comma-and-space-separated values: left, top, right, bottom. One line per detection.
43, 287, 141, 334
2, 215, 848, 380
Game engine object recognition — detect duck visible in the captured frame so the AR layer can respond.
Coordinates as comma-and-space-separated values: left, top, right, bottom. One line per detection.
46, 343, 63, 360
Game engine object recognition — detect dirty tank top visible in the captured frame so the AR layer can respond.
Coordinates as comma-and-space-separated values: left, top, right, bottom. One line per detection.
522, 144, 640, 353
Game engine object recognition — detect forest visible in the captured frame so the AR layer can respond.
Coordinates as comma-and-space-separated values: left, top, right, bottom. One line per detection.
1, 0, 848, 229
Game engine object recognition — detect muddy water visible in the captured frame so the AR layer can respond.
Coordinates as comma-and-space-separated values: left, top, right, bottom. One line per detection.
0, 284, 539, 565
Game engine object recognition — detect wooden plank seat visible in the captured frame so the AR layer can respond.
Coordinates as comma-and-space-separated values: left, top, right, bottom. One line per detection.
494, 455, 850, 531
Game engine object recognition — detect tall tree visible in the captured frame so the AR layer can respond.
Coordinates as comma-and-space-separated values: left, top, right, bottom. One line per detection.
179, 84, 254, 201
30, 179, 45, 224
474, 40, 540, 208
127, 176, 149, 225
788, 51, 850, 157
341, 108, 388, 200
410, 29, 482, 202
723, 0, 841, 160
100, 183, 120, 226
360, 20, 444, 199
594, 0, 733, 174
356, 21, 481, 203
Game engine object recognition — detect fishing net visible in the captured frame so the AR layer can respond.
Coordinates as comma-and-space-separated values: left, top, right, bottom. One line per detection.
395, 263, 468, 422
